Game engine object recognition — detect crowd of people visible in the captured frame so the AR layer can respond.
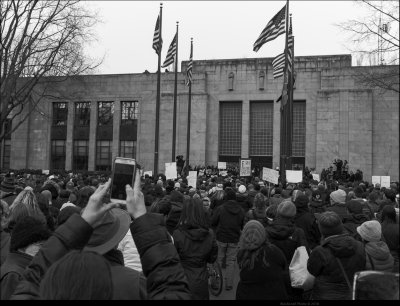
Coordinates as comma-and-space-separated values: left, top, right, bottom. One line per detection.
0, 165, 399, 300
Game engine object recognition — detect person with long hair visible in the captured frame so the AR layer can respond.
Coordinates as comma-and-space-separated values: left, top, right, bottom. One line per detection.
173, 197, 218, 299
236, 220, 288, 300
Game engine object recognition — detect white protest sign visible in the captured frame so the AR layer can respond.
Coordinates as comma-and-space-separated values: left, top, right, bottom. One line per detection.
312, 174, 320, 182
240, 159, 251, 177
165, 162, 177, 180
144, 171, 153, 177
262, 167, 279, 185
286, 170, 303, 183
380, 176, 390, 188
217, 162, 226, 169
372, 176, 381, 186
219, 170, 228, 177
188, 171, 198, 188
42, 170, 49, 175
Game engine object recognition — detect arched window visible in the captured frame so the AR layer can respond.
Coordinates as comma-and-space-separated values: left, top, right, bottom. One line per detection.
259, 71, 265, 90
228, 72, 234, 91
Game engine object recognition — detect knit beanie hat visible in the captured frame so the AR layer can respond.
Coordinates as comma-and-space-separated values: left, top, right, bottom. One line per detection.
277, 200, 296, 218
10, 216, 51, 252
357, 220, 382, 242
226, 189, 236, 201
238, 185, 246, 194
347, 200, 363, 214
330, 189, 346, 204
294, 194, 309, 208
315, 211, 344, 237
240, 220, 266, 250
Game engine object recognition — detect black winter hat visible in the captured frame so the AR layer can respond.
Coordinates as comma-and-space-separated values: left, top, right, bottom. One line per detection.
42, 184, 58, 200
226, 189, 236, 201
294, 194, 309, 208
10, 216, 51, 252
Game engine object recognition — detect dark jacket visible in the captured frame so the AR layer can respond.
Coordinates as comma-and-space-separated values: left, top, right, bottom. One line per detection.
236, 243, 288, 300
236, 192, 252, 213
11, 213, 191, 300
244, 209, 270, 228
247, 190, 258, 207
342, 214, 369, 240
269, 194, 284, 207
364, 241, 394, 272
381, 221, 399, 273
0, 192, 17, 207
0, 251, 33, 300
326, 203, 349, 221
307, 234, 366, 300
173, 226, 218, 300
1, 229, 10, 266
211, 200, 245, 243
166, 201, 183, 235
294, 205, 321, 250
309, 200, 326, 215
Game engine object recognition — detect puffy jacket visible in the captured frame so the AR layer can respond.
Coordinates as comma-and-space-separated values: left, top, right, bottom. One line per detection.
307, 234, 366, 300
364, 241, 394, 272
118, 229, 142, 272
211, 200, 245, 243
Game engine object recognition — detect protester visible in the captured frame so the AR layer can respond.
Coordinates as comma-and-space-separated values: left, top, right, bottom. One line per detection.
342, 200, 369, 240
326, 189, 348, 221
0, 175, 18, 206
236, 185, 252, 213
380, 205, 399, 273
1, 200, 11, 265
244, 193, 269, 227
236, 220, 288, 300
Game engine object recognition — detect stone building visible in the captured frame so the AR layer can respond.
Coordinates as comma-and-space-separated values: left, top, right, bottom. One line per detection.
1, 54, 399, 181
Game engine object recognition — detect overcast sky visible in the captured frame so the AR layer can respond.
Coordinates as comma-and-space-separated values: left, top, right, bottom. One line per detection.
85, 1, 372, 75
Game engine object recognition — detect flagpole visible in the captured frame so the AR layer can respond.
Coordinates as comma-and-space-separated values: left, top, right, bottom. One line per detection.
172, 22, 179, 162
154, 3, 162, 176
287, 13, 294, 172
185, 38, 193, 176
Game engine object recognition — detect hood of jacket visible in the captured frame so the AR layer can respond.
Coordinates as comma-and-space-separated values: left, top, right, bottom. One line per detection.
222, 200, 243, 215
236, 193, 248, 202
321, 234, 360, 258
182, 226, 210, 241
365, 241, 392, 261
343, 213, 369, 225
310, 200, 324, 208
267, 217, 295, 240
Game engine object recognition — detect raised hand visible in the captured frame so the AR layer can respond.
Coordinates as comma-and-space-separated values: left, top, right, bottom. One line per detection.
125, 170, 147, 219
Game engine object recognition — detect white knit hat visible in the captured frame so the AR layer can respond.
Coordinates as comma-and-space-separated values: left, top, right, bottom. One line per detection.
357, 220, 382, 242
238, 185, 246, 194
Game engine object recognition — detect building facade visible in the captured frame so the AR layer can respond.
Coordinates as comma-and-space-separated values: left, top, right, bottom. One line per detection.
1, 54, 399, 181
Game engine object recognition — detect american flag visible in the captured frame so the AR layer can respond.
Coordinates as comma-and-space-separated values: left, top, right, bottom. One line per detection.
272, 53, 285, 79
152, 15, 162, 54
162, 33, 177, 68
186, 39, 193, 86
287, 19, 294, 73
253, 4, 286, 52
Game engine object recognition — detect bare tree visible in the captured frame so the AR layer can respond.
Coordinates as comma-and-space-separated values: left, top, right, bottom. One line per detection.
0, 0, 102, 141
337, 0, 399, 93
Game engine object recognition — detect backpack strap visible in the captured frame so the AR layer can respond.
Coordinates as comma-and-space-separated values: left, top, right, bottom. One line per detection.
335, 257, 352, 290
366, 252, 375, 270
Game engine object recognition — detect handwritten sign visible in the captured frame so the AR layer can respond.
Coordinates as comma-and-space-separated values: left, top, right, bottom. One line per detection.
312, 174, 320, 182
380, 176, 390, 188
286, 170, 303, 183
165, 162, 177, 180
240, 159, 251, 177
187, 171, 198, 189
262, 167, 279, 185
372, 176, 381, 186
217, 162, 226, 169
144, 171, 153, 177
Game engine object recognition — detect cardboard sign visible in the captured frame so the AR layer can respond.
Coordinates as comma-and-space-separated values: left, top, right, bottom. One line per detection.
188, 171, 198, 189
42, 170, 49, 175
286, 170, 303, 183
380, 176, 390, 188
144, 171, 153, 177
262, 167, 279, 185
312, 174, 320, 182
240, 159, 251, 177
217, 162, 226, 170
219, 170, 228, 177
165, 162, 177, 180
372, 176, 381, 186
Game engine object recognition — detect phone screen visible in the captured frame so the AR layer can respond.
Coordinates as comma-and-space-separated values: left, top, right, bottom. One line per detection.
111, 162, 136, 201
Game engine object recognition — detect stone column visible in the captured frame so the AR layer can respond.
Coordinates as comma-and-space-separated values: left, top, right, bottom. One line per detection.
88, 101, 97, 171
65, 101, 74, 171
241, 100, 249, 158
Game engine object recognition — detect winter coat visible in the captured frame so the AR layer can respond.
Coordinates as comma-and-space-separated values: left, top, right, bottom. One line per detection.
236, 243, 288, 300
294, 207, 321, 251
10, 213, 191, 300
211, 200, 245, 243
381, 221, 399, 273
118, 229, 142, 272
0, 251, 33, 300
1, 229, 10, 266
236, 192, 252, 213
244, 209, 270, 228
173, 226, 218, 300
247, 190, 258, 207
269, 194, 284, 207
166, 201, 183, 235
364, 241, 394, 272
309, 200, 326, 215
326, 203, 349, 221
307, 234, 366, 300
342, 214, 369, 241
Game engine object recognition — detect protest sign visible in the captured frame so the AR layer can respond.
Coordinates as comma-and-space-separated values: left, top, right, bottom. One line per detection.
262, 167, 279, 185
219, 170, 228, 177
380, 176, 390, 188
188, 171, 198, 188
372, 176, 381, 186
217, 162, 226, 169
240, 159, 251, 177
286, 170, 303, 183
42, 170, 49, 175
312, 174, 320, 182
165, 162, 177, 180
144, 171, 153, 177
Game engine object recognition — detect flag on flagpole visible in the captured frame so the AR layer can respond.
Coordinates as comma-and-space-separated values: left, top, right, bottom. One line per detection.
253, 4, 286, 52
152, 15, 162, 54
287, 19, 294, 73
162, 33, 177, 68
186, 39, 193, 86
273, 53, 285, 79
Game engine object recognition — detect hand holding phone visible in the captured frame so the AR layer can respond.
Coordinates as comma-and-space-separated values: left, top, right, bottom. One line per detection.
110, 157, 139, 204
125, 170, 146, 219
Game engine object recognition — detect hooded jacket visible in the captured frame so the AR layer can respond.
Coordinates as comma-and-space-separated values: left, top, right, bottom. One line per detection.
173, 226, 218, 300
307, 234, 366, 300
364, 241, 394, 272
294, 204, 321, 250
236, 192, 252, 213
342, 214, 369, 240
326, 203, 349, 221
211, 200, 245, 243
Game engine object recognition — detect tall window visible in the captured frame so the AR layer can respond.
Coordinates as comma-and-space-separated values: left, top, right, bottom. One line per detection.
259, 71, 265, 90
52, 103, 68, 126
121, 101, 138, 125
51, 140, 66, 170
98, 102, 114, 126
250, 102, 273, 156
96, 140, 112, 171
219, 102, 242, 159
292, 101, 306, 169
2, 140, 11, 169
74, 102, 91, 126
120, 140, 136, 159
73, 140, 89, 170
228, 73, 234, 91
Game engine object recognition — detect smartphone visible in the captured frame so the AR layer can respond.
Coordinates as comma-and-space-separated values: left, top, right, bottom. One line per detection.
110, 157, 140, 204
